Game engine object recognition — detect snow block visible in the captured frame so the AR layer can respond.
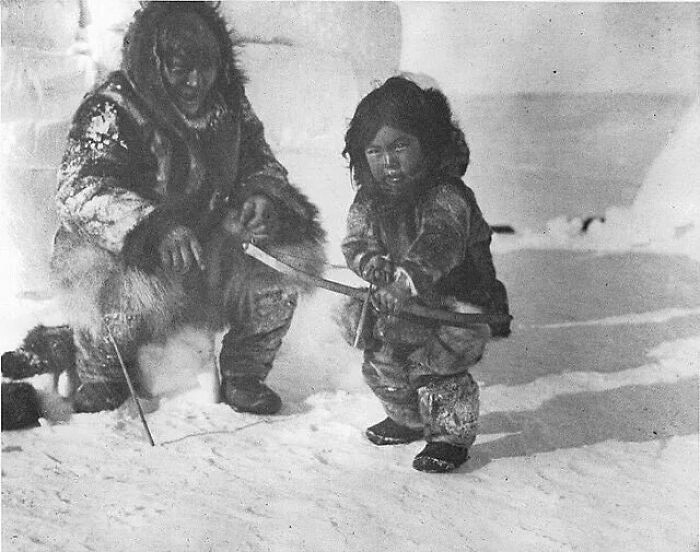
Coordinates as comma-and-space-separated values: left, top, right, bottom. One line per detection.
239, 43, 360, 151
222, 1, 401, 92
2, 119, 70, 167
1, 0, 79, 51
0, 166, 60, 291
2, 47, 89, 121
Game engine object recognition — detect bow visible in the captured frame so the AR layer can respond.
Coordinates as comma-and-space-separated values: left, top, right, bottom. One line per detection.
242, 242, 512, 330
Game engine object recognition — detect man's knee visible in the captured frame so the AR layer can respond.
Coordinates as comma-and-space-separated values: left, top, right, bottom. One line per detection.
245, 286, 298, 334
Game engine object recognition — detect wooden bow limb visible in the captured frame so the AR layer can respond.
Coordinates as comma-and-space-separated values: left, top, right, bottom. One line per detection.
242, 242, 513, 330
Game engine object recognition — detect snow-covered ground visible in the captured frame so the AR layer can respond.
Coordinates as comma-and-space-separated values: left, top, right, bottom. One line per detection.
2, 91, 699, 550
2, 247, 699, 552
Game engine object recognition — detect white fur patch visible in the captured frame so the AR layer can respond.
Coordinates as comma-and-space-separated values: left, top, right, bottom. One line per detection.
137, 326, 220, 403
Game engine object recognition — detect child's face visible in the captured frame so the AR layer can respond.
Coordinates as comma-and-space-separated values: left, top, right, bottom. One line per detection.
364, 125, 426, 198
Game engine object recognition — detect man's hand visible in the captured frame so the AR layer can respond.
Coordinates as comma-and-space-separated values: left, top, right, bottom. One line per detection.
239, 194, 277, 244
158, 225, 204, 274
361, 256, 394, 286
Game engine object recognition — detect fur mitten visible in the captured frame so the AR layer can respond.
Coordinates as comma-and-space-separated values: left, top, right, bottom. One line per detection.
1, 325, 75, 380
1, 381, 41, 430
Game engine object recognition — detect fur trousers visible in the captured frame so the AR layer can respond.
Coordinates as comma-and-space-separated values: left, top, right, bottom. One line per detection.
70, 283, 297, 411
343, 298, 490, 446
49, 229, 308, 410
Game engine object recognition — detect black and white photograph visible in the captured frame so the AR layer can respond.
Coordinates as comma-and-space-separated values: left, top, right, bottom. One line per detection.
1, 1, 698, 550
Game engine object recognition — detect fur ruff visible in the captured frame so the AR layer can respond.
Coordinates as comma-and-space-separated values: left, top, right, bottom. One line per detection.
122, 1, 246, 136
1, 325, 75, 380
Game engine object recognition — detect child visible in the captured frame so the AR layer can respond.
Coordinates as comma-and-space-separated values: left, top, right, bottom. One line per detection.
341, 77, 510, 473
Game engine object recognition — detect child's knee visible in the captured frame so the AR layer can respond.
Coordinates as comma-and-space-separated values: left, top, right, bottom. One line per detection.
409, 324, 489, 375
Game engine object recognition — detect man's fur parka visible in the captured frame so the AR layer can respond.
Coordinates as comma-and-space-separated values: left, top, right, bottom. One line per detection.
51, 1, 326, 342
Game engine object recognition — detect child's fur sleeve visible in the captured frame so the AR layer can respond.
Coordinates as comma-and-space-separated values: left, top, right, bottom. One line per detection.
401, 183, 476, 295
341, 191, 387, 278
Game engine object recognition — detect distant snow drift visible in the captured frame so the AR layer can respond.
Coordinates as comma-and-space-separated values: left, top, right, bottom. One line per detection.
631, 98, 700, 248
506, 98, 700, 261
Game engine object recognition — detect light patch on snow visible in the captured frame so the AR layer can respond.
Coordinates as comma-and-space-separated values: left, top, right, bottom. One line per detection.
137, 326, 220, 403
533, 306, 700, 329
482, 335, 700, 414
493, 98, 700, 262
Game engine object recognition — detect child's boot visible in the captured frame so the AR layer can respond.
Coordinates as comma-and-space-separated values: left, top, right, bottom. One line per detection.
412, 442, 469, 473
366, 417, 423, 445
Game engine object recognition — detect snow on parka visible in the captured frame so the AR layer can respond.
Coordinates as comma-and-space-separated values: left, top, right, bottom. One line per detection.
51, 2, 325, 338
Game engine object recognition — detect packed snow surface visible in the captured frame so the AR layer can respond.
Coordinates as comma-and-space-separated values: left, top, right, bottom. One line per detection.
2, 248, 699, 552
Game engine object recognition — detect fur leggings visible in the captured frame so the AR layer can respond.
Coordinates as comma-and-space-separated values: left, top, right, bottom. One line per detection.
47, 227, 305, 411
345, 300, 490, 447
71, 282, 298, 410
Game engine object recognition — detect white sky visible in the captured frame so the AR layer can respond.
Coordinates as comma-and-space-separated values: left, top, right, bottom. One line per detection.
399, 2, 700, 95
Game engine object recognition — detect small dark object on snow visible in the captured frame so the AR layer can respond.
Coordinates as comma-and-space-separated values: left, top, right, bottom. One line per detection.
366, 417, 424, 446
412, 442, 469, 473
490, 224, 516, 235
221, 376, 282, 415
2, 382, 41, 431
1, 325, 74, 380
581, 216, 606, 233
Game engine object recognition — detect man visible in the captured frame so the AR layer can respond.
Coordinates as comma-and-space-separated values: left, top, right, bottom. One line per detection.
46, 1, 325, 415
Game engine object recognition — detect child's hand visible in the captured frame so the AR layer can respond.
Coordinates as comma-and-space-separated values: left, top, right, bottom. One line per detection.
371, 280, 413, 314
361, 256, 395, 286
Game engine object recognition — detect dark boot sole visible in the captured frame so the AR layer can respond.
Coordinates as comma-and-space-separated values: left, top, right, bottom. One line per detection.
412, 456, 464, 473
365, 429, 423, 446
227, 402, 282, 415
412, 443, 470, 473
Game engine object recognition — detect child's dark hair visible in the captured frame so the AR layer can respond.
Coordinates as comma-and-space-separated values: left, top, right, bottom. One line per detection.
343, 76, 469, 188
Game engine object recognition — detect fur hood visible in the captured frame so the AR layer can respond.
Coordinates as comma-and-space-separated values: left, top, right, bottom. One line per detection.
121, 1, 246, 135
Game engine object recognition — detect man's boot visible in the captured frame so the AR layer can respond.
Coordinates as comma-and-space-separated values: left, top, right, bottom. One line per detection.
221, 376, 282, 415
219, 287, 297, 415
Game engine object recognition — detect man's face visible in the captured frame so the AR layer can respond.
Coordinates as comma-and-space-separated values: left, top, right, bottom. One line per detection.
364, 125, 426, 199
162, 51, 219, 118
